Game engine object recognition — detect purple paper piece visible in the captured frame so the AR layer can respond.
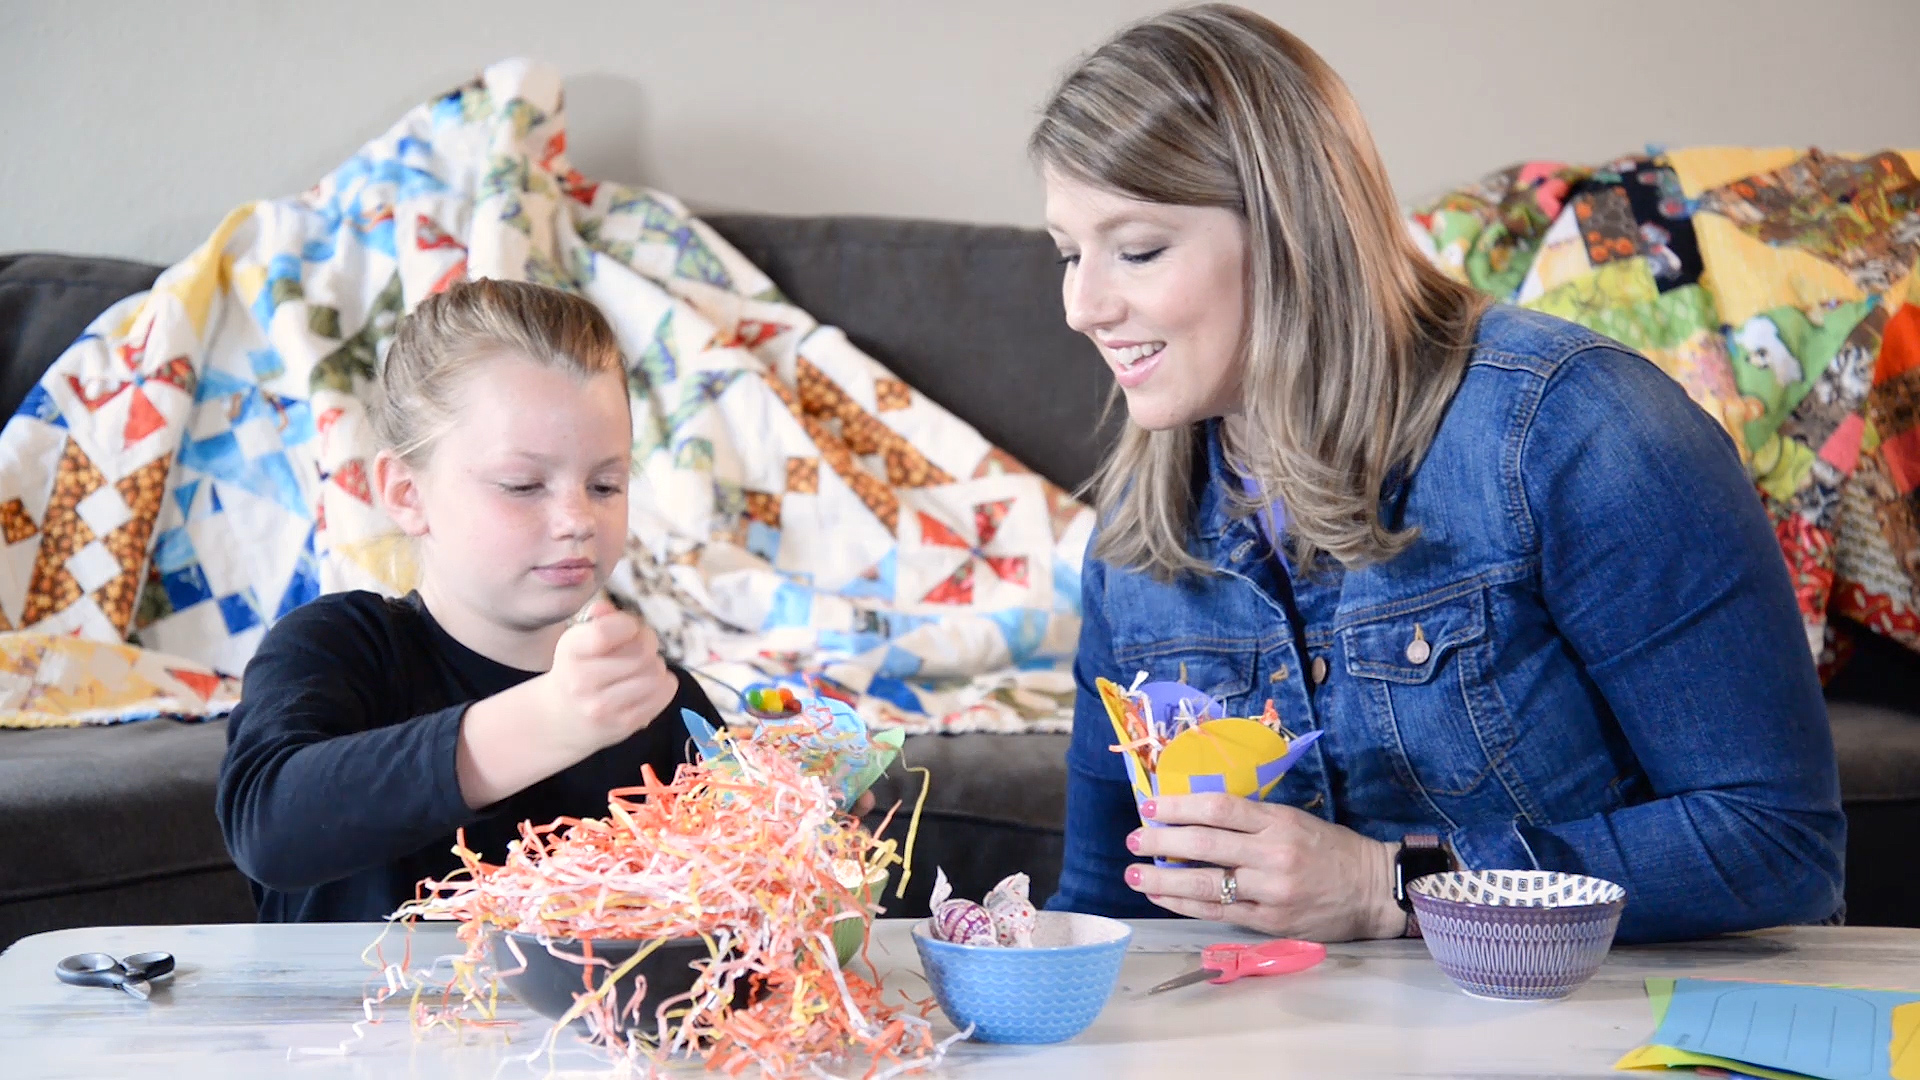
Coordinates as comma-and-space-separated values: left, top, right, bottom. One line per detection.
1258, 729, 1324, 798
1136, 681, 1222, 733
1272, 728, 1323, 769
1254, 756, 1288, 789
1187, 773, 1228, 793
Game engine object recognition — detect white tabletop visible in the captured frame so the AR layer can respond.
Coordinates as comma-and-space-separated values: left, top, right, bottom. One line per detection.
4, 919, 1918, 1079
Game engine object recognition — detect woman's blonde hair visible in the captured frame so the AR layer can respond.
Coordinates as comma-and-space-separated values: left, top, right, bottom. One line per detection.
1031, 4, 1486, 576
373, 278, 624, 463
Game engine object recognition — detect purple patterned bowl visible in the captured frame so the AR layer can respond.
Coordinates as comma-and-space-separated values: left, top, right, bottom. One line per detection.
1409, 870, 1626, 1001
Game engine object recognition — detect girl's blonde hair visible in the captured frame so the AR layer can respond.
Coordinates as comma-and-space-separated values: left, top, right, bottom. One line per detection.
372, 278, 625, 463
1031, 4, 1487, 576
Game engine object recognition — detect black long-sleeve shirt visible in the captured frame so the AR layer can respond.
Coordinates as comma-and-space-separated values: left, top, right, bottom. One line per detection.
215, 590, 716, 923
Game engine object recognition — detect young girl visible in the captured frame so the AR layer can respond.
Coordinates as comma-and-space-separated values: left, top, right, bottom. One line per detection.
217, 278, 719, 923
1037, 6, 1843, 944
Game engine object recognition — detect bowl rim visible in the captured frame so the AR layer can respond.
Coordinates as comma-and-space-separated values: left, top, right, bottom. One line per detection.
1409, 891, 1627, 926
1408, 869, 1627, 911
910, 913, 1133, 955
495, 929, 719, 954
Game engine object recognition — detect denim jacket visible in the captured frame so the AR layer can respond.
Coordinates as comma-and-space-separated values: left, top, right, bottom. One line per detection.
1046, 306, 1845, 944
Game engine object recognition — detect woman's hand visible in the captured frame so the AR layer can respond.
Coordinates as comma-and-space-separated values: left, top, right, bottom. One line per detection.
1123, 794, 1406, 941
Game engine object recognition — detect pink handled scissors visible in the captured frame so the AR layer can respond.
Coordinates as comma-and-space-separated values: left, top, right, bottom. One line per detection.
1147, 938, 1327, 994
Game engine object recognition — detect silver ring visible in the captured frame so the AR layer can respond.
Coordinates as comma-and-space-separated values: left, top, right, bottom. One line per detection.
1218, 867, 1239, 906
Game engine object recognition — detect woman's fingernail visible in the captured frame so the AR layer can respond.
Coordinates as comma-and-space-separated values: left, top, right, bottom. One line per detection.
1124, 866, 1143, 888
1126, 831, 1143, 853
1140, 800, 1157, 819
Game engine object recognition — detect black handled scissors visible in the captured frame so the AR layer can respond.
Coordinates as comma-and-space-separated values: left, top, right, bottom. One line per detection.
55, 951, 175, 1001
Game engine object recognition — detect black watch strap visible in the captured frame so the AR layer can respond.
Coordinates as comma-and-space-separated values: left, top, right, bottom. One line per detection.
1393, 833, 1456, 912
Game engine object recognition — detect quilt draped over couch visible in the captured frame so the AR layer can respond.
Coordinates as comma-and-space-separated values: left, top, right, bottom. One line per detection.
0, 59, 1091, 731
1404, 149, 1920, 672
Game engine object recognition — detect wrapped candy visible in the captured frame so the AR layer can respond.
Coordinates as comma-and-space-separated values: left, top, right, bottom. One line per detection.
929, 868, 997, 946
929, 868, 1040, 948
982, 872, 1036, 947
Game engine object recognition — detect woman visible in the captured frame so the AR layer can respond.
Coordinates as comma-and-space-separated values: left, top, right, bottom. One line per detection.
1035, 5, 1843, 944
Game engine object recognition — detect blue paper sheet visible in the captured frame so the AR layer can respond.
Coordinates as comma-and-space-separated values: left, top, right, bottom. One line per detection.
1653, 978, 1920, 1080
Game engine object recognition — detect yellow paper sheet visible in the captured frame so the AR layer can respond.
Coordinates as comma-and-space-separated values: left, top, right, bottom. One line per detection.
1095, 677, 1154, 803
1892, 1001, 1920, 1080
1614, 1041, 1815, 1080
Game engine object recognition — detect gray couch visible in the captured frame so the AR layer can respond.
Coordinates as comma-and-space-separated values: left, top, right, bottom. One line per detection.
3, 217, 1918, 948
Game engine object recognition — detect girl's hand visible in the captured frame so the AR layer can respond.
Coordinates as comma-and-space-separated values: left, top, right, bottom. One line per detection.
1123, 794, 1406, 941
540, 601, 682, 755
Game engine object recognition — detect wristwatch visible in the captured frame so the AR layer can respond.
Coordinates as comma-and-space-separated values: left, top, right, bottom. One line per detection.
1393, 834, 1456, 936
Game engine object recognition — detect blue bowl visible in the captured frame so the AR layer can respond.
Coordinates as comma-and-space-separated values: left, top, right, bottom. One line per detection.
911, 911, 1130, 1044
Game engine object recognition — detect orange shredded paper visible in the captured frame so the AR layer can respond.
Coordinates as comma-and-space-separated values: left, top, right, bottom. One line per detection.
373, 736, 945, 1078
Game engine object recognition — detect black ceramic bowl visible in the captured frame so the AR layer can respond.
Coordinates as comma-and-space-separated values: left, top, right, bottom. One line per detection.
488, 932, 742, 1033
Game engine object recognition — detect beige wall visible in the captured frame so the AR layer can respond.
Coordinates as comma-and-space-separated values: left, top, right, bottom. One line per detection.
3, 0, 1918, 265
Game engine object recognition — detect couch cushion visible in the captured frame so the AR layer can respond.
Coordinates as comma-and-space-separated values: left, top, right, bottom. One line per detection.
0, 721, 236, 905
867, 732, 1070, 834
0, 867, 255, 952
1842, 801, 1920, 928
1825, 617, 1920, 717
0, 253, 163, 420
1830, 701, 1920, 803
863, 732, 1069, 917
704, 216, 1118, 493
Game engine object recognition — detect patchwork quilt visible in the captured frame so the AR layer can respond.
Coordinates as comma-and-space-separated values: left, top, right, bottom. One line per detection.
0, 60, 1089, 730
0, 60, 1914, 729
1407, 148, 1920, 671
